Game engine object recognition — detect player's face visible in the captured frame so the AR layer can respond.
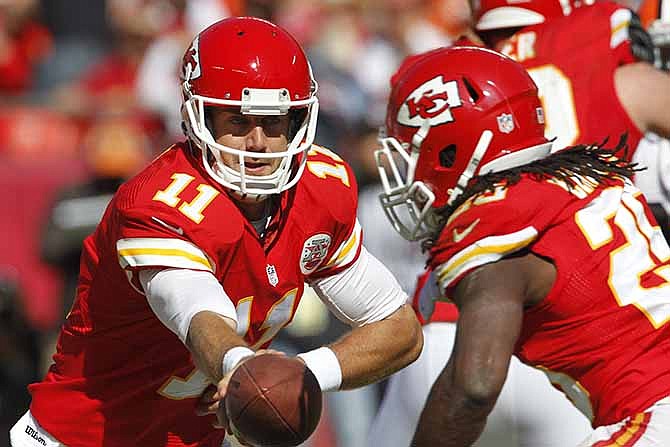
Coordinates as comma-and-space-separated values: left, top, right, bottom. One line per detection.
209, 107, 290, 177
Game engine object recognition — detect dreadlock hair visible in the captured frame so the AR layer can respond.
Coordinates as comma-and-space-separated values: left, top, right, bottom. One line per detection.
422, 134, 643, 251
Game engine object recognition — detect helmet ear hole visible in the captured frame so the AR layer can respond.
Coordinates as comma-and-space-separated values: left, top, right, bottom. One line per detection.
462, 77, 481, 103
439, 145, 457, 168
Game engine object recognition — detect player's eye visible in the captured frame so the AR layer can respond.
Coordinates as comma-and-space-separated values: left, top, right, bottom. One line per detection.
262, 117, 281, 126
229, 116, 249, 126
260, 116, 289, 137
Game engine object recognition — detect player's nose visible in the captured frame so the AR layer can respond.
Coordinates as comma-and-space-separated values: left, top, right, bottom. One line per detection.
245, 126, 268, 153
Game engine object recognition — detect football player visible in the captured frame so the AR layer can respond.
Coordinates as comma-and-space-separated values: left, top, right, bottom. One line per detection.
473, 0, 670, 153
367, 40, 591, 447
9, 17, 422, 447
377, 45, 670, 447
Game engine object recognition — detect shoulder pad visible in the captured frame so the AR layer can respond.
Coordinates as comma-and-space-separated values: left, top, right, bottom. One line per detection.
301, 145, 358, 220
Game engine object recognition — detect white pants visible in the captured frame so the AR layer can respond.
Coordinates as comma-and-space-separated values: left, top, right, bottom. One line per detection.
578, 397, 670, 447
367, 322, 592, 447
10, 411, 65, 447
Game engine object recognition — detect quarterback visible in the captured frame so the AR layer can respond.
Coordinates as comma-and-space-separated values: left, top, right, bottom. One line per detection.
9, 17, 422, 447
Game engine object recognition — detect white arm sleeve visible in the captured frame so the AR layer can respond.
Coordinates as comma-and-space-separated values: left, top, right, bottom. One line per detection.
308, 246, 408, 327
139, 268, 238, 344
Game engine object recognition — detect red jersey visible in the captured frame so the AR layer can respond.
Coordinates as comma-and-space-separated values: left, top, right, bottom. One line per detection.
429, 175, 670, 427
499, 2, 644, 154
28, 143, 362, 447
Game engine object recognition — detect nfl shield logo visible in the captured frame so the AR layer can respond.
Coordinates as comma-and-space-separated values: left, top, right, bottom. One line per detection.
300, 234, 332, 275
266, 265, 279, 287
497, 113, 515, 134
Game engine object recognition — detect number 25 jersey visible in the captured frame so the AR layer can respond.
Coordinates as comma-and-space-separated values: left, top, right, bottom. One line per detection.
28, 142, 362, 446
430, 175, 670, 427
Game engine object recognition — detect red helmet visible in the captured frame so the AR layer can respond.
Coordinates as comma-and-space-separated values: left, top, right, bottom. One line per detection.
473, 0, 593, 31
376, 46, 550, 241
180, 17, 319, 197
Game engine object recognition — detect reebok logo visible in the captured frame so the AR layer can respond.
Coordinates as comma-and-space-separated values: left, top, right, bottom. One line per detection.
452, 219, 480, 243
24, 425, 47, 446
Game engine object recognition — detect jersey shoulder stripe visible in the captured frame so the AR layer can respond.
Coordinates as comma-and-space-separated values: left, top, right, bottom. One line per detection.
316, 218, 362, 275
117, 237, 215, 272
435, 226, 538, 293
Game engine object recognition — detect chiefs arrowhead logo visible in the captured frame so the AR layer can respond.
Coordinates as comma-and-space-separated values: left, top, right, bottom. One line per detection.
181, 35, 201, 81
397, 76, 462, 127
300, 234, 332, 275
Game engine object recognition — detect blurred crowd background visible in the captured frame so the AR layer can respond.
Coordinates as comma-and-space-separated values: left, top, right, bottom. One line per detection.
0, 0, 662, 446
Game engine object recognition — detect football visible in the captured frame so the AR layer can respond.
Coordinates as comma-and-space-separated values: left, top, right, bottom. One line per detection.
225, 354, 323, 447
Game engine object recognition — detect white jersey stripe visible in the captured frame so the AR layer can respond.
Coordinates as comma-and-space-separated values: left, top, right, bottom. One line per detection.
117, 238, 214, 272
610, 8, 631, 49
318, 219, 362, 272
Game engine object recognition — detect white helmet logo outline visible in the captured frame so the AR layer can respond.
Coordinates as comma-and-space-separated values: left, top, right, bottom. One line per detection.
397, 76, 462, 127
182, 35, 201, 80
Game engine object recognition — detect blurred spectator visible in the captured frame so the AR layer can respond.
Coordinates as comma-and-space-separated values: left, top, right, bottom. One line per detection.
33, 0, 106, 96
41, 119, 153, 322
39, 0, 106, 40
50, 0, 180, 120
0, 105, 80, 160
137, 0, 241, 137
0, 117, 87, 335
0, 0, 52, 98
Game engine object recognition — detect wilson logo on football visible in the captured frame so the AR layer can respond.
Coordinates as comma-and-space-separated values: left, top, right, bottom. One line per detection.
181, 35, 201, 80
397, 76, 462, 127
300, 234, 332, 275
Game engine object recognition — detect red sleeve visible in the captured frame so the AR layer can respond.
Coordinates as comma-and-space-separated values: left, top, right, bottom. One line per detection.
303, 145, 363, 279
589, 2, 648, 65
429, 177, 577, 297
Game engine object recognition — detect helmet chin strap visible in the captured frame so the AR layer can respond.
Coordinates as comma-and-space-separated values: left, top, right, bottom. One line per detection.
447, 130, 493, 206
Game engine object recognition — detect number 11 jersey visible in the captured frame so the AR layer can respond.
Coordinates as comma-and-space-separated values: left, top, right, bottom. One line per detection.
29, 142, 362, 446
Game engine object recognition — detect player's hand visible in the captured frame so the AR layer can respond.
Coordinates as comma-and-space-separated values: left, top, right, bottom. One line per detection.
195, 384, 219, 418
213, 350, 287, 436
